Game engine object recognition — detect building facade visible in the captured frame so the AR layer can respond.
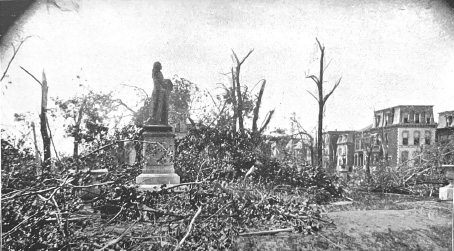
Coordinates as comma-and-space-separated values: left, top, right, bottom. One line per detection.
354, 105, 437, 168
437, 110, 454, 143
322, 131, 355, 173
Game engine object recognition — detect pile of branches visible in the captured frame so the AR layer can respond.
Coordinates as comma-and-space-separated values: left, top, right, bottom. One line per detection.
2, 127, 341, 250
2, 167, 328, 250
175, 127, 343, 203
348, 141, 454, 196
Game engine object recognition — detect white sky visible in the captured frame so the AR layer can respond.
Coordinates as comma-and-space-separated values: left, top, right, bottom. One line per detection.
1, 0, 454, 151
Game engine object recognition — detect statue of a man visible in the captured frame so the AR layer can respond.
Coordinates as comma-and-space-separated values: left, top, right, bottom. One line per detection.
147, 62, 173, 125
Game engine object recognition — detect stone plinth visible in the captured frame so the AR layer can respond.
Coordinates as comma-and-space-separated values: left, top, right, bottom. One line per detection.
439, 165, 454, 201
440, 183, 453, 200
136, 125, 180, 191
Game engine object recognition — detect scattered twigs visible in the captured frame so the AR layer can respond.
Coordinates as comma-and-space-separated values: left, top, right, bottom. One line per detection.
2, 186, 58, 201
318, 233, 346, 249
2, 211, 40, 238
161, 181, 204, 191
202, 203, 232, 223
96, 220, 138, 251
105, 203, 127, 225
52, 197, 66, 237
175, 206, 202, 250
239, 228, 293, 236
71, 181, 114, 189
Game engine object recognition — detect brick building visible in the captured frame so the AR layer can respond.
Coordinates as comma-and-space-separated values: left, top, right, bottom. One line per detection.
437, 110, 454, 143
354, 105, 437, 168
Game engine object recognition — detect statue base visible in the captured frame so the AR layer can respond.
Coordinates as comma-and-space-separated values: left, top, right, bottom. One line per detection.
136, 174, 181, 191
136, 124, 180, 191
439, 182, 453, 201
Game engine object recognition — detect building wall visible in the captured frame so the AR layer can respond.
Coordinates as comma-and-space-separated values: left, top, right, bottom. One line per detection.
396, 127, 436, 165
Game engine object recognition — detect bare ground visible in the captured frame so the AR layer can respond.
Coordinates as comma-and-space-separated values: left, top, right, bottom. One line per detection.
234, 200, 453, 251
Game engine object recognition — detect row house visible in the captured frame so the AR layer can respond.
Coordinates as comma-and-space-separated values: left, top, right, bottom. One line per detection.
354, 105, 437, 168
266, 134, 311, 164
322, 131, 356, 173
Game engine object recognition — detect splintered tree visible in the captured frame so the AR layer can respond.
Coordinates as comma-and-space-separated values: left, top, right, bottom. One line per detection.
20, 67, 51, 171
306, 38, 342, 167
212, 49, 274, 133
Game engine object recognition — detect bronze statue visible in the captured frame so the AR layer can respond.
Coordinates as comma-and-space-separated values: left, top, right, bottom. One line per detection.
147, 62, 173, 125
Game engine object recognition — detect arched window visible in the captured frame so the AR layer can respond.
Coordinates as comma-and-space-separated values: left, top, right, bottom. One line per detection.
402, 131, 409, 145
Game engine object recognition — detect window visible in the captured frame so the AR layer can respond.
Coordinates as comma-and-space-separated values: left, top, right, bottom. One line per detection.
403, 113, 409, 123
425, 131, 431, 145
414, 131, 420, 145
376, 115, 381, 127
402, 131, 409, 145
384, 133, 389, 145
426, 116, 431, 124
447, 116, 453, 127
415, 113, 419, 123
401, 151, 409, 163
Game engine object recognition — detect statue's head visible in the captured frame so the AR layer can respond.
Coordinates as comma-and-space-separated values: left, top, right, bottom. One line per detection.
153, 61, 162, 71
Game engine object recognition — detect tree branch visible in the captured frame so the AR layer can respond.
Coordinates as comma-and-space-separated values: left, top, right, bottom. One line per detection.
1, 36, 32, 82
20, 66, 42, 86
121, 84, 148, 98
305, 75, 320, 85
306, 90, 319, 102
323, 77, 342, 104
114, 99, 137, 114
259, 110, 275, 134
175, 206, 202, 250
96, 220, 138, 251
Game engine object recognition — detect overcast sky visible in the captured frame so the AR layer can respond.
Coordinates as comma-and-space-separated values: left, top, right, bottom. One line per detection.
1, 0, 454, 144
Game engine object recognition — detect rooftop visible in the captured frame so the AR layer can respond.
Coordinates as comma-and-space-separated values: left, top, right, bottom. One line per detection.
375, 105, 434, 113
439, 110, 454, 115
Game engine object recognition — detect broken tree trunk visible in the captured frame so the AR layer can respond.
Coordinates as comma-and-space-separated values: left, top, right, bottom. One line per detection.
252, 80, 266, 133
31, 122, 42, 167
40, 71, 51, 171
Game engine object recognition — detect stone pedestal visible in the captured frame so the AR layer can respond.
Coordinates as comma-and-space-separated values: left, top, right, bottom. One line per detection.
439, 182, 453, 200
136, 125, 180, 191
440, 165, 454, 201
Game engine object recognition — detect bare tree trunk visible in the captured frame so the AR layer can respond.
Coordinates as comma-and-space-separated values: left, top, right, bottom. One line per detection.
40, 71, 51, 171
231, 49, 254, 133
73, 100, 86, 158
252, 80, 266, 133
305, 38, 341, 168
234, 66, 244, 132
230, 68, 237, 132
31, 122, 41, 167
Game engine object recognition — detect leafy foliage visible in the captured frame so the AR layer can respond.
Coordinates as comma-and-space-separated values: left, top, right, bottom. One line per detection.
53, 90, 120, 157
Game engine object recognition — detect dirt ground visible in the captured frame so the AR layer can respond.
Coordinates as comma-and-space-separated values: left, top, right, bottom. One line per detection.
235, 200, 453, 251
